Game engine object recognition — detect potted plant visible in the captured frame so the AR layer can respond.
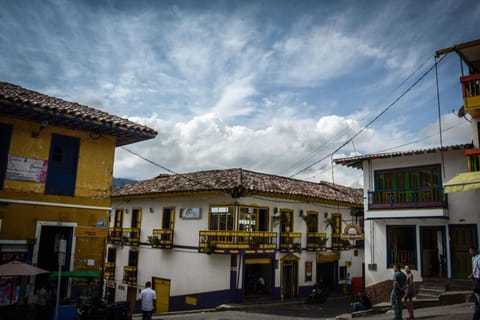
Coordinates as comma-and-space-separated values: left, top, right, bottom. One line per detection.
147, 235, 160, 247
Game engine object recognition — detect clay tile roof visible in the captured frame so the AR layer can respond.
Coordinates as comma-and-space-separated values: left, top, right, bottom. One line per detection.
112, 168, 363, 206
334, 143, 472, 169
0, 81, 157, 146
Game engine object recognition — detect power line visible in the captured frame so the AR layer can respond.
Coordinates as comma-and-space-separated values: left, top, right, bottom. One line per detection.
289, 53, 448, 178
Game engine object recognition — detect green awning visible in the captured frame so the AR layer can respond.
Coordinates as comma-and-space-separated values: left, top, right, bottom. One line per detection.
49, 271, 100, 281
444, 171, 480, 193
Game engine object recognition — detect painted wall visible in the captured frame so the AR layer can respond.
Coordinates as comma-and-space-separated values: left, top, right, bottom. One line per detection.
362, 148, 480, 287
110, 193, 364, 308
0, 115, 116, 273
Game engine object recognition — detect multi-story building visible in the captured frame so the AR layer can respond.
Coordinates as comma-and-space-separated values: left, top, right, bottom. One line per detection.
0, 81, 156, 301
334, 39, 480, 303
108, 168, 364, 312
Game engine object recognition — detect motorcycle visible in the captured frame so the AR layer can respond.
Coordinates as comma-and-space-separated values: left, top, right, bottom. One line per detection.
74, 298, 130, 320
306, 281, 330, 304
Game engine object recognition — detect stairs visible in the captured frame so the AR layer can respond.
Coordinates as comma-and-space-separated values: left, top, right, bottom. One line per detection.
415, 283, 447, 300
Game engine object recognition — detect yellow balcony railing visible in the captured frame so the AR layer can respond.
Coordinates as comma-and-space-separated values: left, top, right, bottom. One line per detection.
122, 228, 140, 246
306, 232, 327, 251
123, 265, 137, 285
104, 261, 115, 280
199, 230, 277, 254
149, 229, 174, 248
108, 227, 122, 244
461, 73, 480, 117
279, 232, 302, 253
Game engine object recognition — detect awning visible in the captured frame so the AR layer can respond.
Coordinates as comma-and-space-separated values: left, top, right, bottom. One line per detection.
444, 171, 480, 193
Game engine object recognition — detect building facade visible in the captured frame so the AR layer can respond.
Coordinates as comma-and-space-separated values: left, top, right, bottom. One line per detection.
108, 169, 364, 312
334, 39, 480, 303
0, 81, 156, 301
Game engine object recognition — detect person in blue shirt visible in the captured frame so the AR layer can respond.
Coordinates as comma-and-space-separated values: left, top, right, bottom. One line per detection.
469, 246, 480, 320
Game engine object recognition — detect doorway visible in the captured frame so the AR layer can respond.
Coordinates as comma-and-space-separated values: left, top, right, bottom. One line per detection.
420, 226, 446, 278
316, 262, 336, 293
153, 277, 170, 313
281, 254, 298, 299
244, 258, 272, 298
449, 224, 477, 279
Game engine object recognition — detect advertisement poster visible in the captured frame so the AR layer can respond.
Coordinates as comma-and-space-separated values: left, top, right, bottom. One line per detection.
5, 155, 48, 183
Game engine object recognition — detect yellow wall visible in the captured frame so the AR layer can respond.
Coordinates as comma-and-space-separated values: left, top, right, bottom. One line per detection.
0, 115, 116, 272
0, 115, 115, 203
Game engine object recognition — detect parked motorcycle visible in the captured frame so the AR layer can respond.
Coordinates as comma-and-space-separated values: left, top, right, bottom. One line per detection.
74, 298, 130, 320
306, 280, 329, 304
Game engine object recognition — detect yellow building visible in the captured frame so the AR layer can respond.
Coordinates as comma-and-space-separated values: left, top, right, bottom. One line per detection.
0, 81, 156, 297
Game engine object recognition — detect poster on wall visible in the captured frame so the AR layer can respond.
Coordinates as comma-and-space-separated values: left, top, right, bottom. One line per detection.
6, 155, 48, 183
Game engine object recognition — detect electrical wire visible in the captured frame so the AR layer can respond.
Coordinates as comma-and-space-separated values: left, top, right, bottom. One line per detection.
289, 53, 448, 178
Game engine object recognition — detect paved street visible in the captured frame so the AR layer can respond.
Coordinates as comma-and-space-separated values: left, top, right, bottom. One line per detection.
134, 298, 476, 320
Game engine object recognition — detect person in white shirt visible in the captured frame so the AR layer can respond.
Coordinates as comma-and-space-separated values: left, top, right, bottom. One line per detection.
139, 281, 156, 320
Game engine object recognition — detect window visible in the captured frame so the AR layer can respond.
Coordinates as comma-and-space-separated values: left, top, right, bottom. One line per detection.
162, 208, 175, 229
331, 214, 342, 249
209, 206, 234, 231
238, 206, 268, 231
114, 209, 123, 228
131, 209, 142, 229
306, 211, 319, 233
107, 247, 116, 263
45, 134, 80, 196
372, 164, 442, 207
0, 123, 12, 189
387, 225, 417, 268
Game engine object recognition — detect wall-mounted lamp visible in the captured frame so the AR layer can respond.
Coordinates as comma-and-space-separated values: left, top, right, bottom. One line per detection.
149, 208, 154, 214
298, 210, 304, 217
324, 212, 329, 218
273, 207, 278, 216
31, 120, 49, 138
125, 209, 129, 214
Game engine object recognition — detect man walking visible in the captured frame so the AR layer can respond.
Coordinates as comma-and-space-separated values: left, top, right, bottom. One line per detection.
139, 281, 156, 320
469, 246, 480, 320
391, 263, 406, 320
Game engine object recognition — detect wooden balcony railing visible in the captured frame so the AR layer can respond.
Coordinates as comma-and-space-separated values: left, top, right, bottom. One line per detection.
279, 232, 302, 253
149, 229, 174, 249
199, 230, 277, 254
306, 232, 327, 251
461, 73, 480, 117
122, 228, 140, 246
104, 261, 115, 280
123, 265, 137, 285
368, 187, 446, 209
466, 148, 480, 172
108, 227, 122, 244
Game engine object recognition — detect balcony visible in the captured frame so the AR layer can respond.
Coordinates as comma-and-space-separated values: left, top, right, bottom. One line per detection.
368, 187, 446, 210
461, 73, 480, 117
107, 227, 122, 244
149, 229, 174, 249
279, 232, 302, 253
123, 266, 137, 285
122, 228, 140, 246
104, 261, 115, 280
306, 232, 327, 251
199, 230, 277, 254
466, 148, 480, 172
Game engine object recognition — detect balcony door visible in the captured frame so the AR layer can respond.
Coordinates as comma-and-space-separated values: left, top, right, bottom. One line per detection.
280, 209, 293, 232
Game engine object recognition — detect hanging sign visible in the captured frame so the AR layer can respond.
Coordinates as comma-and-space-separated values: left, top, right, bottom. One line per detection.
340, 223, 364, 241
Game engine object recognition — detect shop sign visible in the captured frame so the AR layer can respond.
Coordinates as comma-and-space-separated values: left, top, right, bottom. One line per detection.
340, 223, 364, 241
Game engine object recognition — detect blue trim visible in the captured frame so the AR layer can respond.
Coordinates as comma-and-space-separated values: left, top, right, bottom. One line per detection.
230, 255, 238, 302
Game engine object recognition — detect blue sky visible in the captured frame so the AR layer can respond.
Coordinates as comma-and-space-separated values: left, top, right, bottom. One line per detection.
1, 0, 479, 187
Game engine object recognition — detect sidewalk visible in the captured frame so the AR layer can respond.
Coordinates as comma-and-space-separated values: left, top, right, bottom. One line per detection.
337, 302, 475, 320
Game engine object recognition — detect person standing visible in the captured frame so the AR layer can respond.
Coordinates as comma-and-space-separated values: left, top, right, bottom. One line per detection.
391, 263, 407, 320
139, 281, 156, 320
403, 265, 415, 319
469, 246, 480, 320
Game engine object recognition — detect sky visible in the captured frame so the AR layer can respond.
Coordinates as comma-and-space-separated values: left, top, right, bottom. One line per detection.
1, 0, 479, 187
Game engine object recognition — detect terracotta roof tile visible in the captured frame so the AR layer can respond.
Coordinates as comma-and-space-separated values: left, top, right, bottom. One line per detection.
113, 168, 363, 206
0, 81, 157, 146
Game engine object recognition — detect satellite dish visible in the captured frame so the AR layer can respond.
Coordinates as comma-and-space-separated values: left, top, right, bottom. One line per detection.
457, 105, 465, 118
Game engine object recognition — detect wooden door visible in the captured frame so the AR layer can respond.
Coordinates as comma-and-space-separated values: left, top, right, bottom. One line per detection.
153, 278, 170, 313
450, 224, 477, 279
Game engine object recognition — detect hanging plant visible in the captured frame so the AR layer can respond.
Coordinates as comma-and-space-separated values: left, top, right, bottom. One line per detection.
301, 214, 315, 228
324, 216, 337, 230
